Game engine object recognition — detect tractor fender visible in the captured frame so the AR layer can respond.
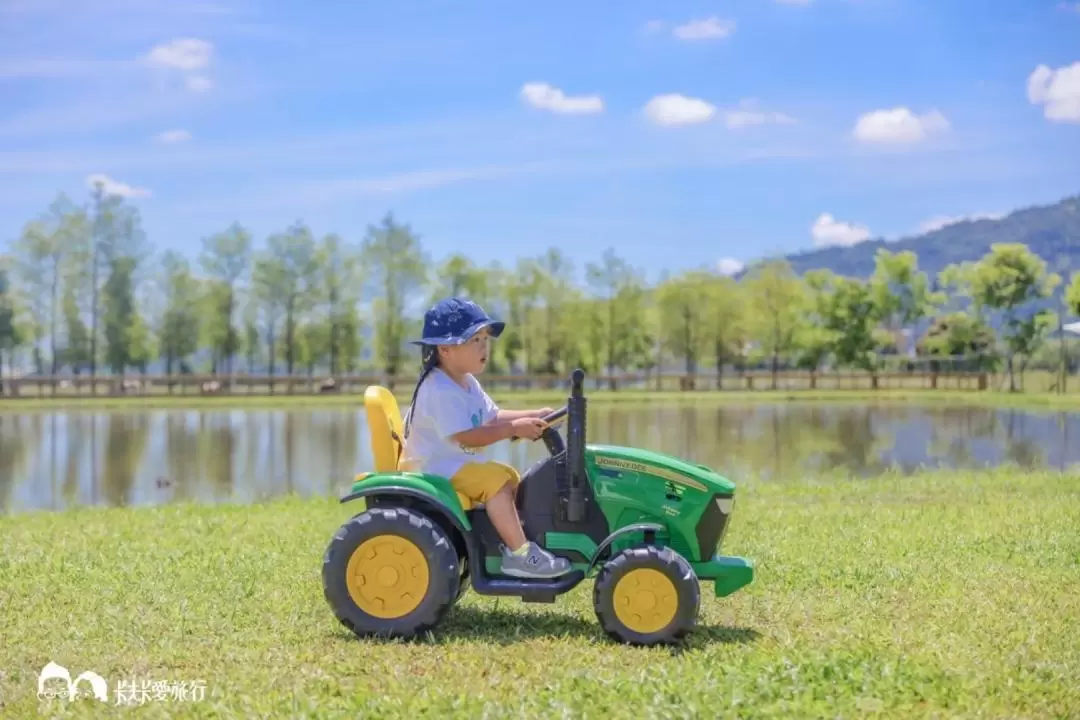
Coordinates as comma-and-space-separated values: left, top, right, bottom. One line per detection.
341, 472, 472, 528
586, 522, 667, 574
339, 483, 473, 554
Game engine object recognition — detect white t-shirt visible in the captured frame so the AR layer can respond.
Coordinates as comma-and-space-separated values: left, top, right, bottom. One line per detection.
400, 368, 501, 479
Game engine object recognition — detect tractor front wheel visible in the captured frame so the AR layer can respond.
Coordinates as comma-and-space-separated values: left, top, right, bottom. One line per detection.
322, 506, 460, 640
593, 545, 700, 646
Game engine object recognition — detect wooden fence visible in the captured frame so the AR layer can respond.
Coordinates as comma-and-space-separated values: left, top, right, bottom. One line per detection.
1, 368, 1073, 399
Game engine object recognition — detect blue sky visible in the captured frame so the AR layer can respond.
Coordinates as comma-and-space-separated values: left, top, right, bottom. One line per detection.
1, 0, 1079, 285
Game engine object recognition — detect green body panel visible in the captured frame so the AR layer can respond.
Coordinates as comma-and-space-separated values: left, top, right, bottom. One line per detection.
692, 555, 756, 597
584, 443, 737, 563
544, 532, 598, 561
345, 472, 471, 531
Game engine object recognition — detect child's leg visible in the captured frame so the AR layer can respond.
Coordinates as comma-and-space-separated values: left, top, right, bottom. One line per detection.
450, 461, 526, 548
450, 461, 571, 578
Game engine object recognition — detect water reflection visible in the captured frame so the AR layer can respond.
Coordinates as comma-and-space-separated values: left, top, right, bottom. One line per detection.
1, 403, 1076, 514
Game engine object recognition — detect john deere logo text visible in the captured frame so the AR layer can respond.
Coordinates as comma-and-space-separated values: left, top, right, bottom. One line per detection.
594, 456, 707, 491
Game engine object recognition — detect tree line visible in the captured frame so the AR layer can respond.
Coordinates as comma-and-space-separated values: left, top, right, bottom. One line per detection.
1, 182, 1079, 392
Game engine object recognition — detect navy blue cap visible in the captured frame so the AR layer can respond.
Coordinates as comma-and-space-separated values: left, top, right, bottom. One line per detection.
410, 297, 505, 346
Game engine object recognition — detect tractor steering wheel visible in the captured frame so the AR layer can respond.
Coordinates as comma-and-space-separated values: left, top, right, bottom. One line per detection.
537, 406, 568, 457
511, 369, 584, 458
511, 406, 568, 456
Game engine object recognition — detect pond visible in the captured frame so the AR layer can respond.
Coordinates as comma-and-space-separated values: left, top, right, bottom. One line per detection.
1, 402, 1077, 514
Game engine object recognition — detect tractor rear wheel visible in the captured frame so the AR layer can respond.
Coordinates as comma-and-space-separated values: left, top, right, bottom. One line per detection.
322, 506, 460, 640
592, 545, 700, 646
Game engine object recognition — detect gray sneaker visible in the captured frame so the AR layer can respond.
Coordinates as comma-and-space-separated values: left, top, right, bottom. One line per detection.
500, 542, 573, 578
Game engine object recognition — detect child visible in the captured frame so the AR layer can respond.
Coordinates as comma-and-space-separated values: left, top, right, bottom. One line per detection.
400, 297, 573, 579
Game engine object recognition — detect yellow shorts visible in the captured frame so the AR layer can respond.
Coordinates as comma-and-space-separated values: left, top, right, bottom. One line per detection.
451, 461, 521, 504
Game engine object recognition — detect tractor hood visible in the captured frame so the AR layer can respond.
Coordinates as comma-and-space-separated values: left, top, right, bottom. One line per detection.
585, 444, 736, 496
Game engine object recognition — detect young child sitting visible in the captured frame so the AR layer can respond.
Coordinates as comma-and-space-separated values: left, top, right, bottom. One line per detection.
399, 297, 573, 579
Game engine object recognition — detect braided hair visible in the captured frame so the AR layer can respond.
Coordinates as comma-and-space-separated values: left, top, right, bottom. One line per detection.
403, 343, 441, 440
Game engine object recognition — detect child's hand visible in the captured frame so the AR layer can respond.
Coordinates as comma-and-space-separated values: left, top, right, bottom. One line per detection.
537, 407, 555, 418
511, 417, 548, 440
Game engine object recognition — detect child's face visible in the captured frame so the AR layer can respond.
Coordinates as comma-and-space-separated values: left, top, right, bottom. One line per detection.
439, 327, 492, 375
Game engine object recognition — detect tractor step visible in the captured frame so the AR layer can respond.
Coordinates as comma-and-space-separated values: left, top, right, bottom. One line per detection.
471, 569, 586, 602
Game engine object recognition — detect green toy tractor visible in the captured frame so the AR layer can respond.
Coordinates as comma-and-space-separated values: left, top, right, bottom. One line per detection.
322, 369, 754, 646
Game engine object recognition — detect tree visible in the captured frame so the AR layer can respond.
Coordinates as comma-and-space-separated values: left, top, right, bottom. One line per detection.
58, 284, 91, 373
701, 272, 746, 389
817, 275, 890, 385
795, 270, 842, 387
297, 321, 329, 376
870, 249, 945, 355
315, 232, 360, 376
261, 222, 319, 377
82, 182, 151, 380
0, 266, 23, 388
157, 251, 201, 380
586, 248, 648, 389
968, 243, 1060, 391
743, 260, 806, 389
1068, 273, 1080, 318
429, 252, 490, 305
655, 271, 710, 388
252, 254, 286, 380
359, 213, 427, 385
535, 248, 575, 377
10, 196, 86, 375
102, 256, 137, 375
337, 304, 364, 373
500, 258, 543, 374
199, 223, 251, 374
917, 312, 998, 370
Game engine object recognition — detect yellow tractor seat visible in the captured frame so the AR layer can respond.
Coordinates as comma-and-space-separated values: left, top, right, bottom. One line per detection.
362, 386, 475, 512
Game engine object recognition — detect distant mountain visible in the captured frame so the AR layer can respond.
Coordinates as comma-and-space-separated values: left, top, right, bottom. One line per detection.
773, 193, 1080, 283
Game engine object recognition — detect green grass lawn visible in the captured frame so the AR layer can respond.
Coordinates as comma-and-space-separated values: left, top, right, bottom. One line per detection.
3, 387, 1080, 413
3, 469, 1078, 717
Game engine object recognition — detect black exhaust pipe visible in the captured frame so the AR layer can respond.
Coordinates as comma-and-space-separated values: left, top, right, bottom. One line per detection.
566, 368, 586, 523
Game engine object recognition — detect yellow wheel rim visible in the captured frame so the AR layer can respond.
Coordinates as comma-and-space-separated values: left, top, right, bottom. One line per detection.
612, 568, 679, 634
345, 535, 430, 619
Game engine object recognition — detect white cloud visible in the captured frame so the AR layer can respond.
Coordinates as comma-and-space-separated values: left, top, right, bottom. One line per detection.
852, 107, 951, 144
717, 257, 745, 276
811, 213, 872, 247
142, 38, 214, 93
723, 99, 797, 129
672, 17, 736, 41
1027, 62, 1080, 123
144, 38, 213, 71
86, 173, 150, 198
644, 94, 716, 126
155, 129, 191, 144
520, 82, 603, 114
918, 211, 1004, 234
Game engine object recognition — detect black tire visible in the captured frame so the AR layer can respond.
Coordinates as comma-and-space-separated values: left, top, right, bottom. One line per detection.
322, 506, 460, 640
593, 545, 700, 646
